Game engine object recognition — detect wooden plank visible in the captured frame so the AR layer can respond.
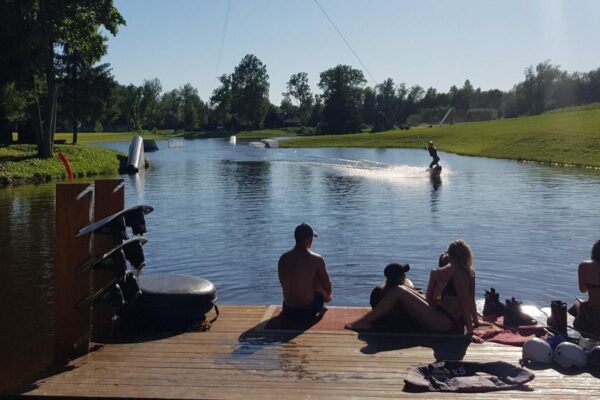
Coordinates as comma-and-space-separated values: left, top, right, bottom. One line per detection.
91, 179, 124, 342
15, 304, 600, 399
53, 183, 93, 362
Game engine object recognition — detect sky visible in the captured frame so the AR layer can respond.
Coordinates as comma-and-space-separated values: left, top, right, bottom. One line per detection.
102, 0, 600, 104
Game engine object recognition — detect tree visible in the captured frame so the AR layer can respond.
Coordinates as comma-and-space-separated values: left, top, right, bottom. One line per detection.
140, 78, 162, 129
209, 74, 232, 128
230, 54, 270, 129
375, 78, 396, 129
362, 87, 376, 127
0, 1, 125, 157
318, 65, 366, 133
58, 51, 114, 142
180, 83, 203, 130
283, 72, 313, 124
158, 88, 182, 129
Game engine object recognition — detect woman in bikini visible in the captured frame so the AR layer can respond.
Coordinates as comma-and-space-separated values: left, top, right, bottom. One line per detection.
572, 240, 600, 335
346, 240, 481, 339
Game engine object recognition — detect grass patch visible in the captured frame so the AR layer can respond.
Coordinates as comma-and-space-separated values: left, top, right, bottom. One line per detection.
280, 108, 600, 167
178, 126, 310, 140
0, 144, 123, 186
54, 130, 175, 143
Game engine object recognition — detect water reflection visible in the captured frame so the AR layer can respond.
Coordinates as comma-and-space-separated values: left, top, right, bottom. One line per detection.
0, 184, 55, 392
1, 139, 600, 391
429, 177, 442, 213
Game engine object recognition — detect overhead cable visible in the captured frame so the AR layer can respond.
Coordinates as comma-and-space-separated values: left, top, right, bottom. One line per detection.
313, 0, 378, 86
215, 0, 233, 78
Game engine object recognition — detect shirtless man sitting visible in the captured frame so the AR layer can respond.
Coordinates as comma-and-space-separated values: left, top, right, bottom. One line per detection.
278, 223, 333, 318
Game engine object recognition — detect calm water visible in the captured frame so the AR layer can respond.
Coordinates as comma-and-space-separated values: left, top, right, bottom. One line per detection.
1, 138, 599, 390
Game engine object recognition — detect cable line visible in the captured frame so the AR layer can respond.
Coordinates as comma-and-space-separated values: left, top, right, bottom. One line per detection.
313, 0, 378, 86
215, 0, 233, 79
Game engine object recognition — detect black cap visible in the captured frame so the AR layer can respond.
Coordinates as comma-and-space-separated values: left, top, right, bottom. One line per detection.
294, 223, 318, 242
384, 263, 410, 282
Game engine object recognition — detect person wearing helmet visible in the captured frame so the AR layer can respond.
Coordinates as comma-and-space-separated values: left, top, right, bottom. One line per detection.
346, 240, 484, 342
570, 239, 600, 335
426, 140, 440, 169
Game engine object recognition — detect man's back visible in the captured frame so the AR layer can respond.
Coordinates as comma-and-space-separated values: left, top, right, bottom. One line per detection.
279, 246, 330, 308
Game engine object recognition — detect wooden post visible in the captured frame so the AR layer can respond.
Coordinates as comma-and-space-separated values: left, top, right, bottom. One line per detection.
54, 183, 93, 362
91, 179, 125, 342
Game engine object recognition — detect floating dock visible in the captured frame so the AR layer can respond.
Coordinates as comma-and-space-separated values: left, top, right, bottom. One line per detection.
12, 305, 599, 399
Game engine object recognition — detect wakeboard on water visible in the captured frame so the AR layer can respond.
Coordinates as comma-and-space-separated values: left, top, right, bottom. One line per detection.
429, 165, 442, 178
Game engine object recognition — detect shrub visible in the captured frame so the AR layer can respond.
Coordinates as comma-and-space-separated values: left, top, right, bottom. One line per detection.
467, 108, 498, 122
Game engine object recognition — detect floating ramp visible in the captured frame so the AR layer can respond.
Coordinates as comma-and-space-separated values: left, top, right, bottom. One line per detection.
249, 141, 266, 148
261, 138, 279, 148
126, 135, 145, 173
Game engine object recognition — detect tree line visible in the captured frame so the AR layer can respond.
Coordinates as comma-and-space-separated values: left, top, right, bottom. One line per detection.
5, 53, 600, 141
2, 1, 600, 158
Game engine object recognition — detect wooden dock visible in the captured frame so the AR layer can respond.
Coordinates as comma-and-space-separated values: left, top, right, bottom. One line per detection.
12, 305, 600, 399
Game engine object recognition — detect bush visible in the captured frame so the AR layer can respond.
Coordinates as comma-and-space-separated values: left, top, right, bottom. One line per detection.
466, 108, 498, 122
419, 107, 450, 125
406, 114, 422, 127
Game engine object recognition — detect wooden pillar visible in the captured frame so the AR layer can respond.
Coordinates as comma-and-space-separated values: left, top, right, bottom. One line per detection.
91, 179, 125, 342
54, 183, 93, 362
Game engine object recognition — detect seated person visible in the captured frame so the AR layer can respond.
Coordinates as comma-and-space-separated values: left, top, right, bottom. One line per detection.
278, 223, 332, 318
426, 252, 451, 304
370, 263, 414, 308
571, 240, 600, 335
346, 240, 482, 341
369, 263, 420, 332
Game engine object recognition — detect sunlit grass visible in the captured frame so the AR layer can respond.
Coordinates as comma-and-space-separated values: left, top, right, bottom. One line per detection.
281, 106, 600, 167
0, 144, 123, 185
54, 130, 174, 143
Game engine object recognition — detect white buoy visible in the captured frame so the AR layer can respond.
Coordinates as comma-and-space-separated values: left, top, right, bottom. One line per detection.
229, 135, 236, 145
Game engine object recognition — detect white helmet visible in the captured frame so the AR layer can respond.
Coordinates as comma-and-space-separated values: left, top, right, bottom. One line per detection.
522, 338, 553, 364
554, 342, 587, 369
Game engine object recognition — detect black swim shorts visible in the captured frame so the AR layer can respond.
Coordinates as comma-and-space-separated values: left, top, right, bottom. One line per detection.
282, 292, 325, 319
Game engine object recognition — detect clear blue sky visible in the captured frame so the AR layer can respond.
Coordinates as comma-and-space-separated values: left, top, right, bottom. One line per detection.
102, 0, 600, 104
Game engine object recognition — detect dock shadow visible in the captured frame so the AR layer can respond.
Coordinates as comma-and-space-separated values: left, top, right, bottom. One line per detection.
357, 331, 471, 361
8, 363, 77, 395
233, 309, 326, 357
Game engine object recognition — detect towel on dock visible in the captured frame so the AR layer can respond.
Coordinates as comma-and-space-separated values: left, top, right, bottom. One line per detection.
474, 315, 548, 346
404, 360, 535, 392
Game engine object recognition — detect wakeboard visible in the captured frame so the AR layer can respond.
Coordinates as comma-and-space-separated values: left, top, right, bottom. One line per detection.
429, 165, 442, 178
76, 204, 153, 238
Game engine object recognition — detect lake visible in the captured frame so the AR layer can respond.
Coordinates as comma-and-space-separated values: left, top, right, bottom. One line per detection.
1, 137, 599, 389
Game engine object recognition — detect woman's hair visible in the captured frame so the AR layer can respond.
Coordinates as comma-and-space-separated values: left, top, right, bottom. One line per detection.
592, 239, 600, 263
447, 239, 474, 275
438, 252, 450, 268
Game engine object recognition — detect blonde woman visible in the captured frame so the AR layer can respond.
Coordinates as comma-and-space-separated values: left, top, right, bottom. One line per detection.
346, 240, 481, 339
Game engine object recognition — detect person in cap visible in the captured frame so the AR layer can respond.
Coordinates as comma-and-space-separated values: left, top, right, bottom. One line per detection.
426, 140, 440, 168
370, 263, 414, 308
278, 223, 332, 318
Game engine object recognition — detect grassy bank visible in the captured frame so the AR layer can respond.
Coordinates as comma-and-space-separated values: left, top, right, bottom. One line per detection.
177, 126, 307, 140
281, 105, 600, 167
0, 144, 123, 186
53, 130, 174, 143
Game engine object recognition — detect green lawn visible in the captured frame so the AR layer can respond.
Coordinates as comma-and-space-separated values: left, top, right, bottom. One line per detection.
281, 105, 600, 167
0, 144, 123, 186
54, 130, 174, 143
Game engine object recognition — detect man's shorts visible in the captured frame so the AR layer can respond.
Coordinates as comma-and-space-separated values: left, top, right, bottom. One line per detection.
282, 292, 325, 319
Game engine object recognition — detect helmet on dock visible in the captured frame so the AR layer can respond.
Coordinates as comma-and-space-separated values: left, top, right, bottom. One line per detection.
522, 338, 553, 364
554, 342, 587, 369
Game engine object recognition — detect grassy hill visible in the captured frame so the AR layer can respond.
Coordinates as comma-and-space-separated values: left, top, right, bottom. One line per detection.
281, 104, 600, 167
